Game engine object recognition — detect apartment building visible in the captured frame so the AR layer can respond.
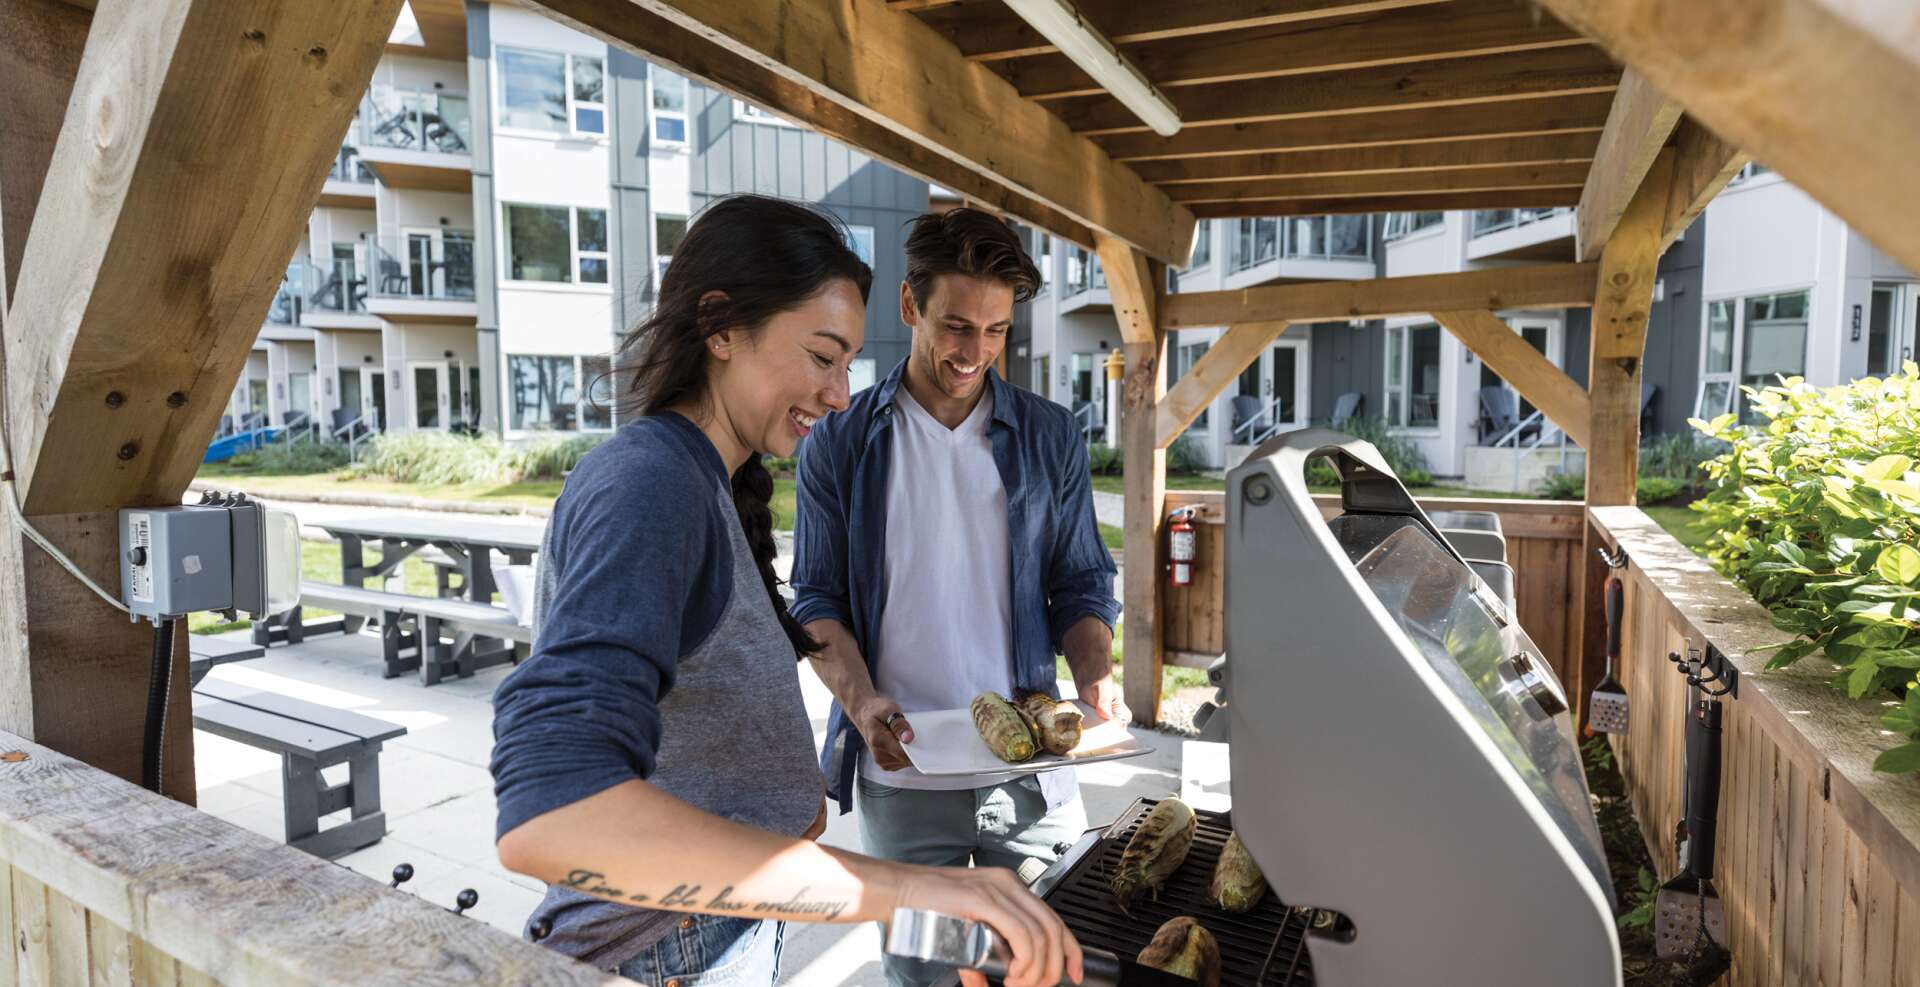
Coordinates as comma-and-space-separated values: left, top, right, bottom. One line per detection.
1015, 167, 1912, 491
233, 0, 927, 443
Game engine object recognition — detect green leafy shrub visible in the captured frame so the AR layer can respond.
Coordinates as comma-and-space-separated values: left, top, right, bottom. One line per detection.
1326, 416, 1433, 486
1087, 443, 1124, 475
227, 438, 350, 474
1167, 436, 1205, 475
1534, 471, 1700, 504
1640, 430, 1727, 493
513, 434, 608, 480
355, 431, 514, 485
1690, 365, 1920, 773
1538, 469, 1586, 500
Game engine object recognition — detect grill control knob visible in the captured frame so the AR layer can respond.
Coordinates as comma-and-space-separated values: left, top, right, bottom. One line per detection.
1498, 652, 1567, 719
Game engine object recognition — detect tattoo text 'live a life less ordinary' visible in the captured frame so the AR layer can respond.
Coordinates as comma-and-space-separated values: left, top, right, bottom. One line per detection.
559, 870, 849, 921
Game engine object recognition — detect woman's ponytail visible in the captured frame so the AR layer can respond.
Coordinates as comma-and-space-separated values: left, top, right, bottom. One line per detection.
731, 453, 822, 658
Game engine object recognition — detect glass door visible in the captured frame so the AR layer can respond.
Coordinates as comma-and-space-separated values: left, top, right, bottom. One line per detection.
370, 372, 387, 430
338, 369, 363, 428
1268, 340, 1309, 431
1869, 283, 1917, 377
410, 361, 448, 430
402, 227, 442, 298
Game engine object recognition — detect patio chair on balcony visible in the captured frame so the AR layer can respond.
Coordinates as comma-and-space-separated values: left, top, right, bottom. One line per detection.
1329, 391, 1363, 428
376, 255, 408, 295
421, 112, 466, 154
1231, 395, 1264, 436
1478, 387, 1541, 445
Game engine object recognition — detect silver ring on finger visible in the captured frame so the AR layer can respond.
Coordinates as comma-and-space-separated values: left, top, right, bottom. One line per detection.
883, 712, 902, 729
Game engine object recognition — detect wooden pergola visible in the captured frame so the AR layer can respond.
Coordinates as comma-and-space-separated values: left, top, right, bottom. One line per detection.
2, 0, 1917, 776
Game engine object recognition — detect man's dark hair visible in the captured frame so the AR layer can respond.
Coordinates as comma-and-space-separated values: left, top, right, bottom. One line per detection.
903, 207, 1042, 309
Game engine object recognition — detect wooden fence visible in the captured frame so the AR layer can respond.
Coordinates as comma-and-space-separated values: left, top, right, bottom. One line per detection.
1591, 507, 1920, 986
0, 730, 629, 987
1161, 492, 1587, 686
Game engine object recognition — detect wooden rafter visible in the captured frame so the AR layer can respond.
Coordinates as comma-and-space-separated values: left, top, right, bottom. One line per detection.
1053, 46, 1620, 136
535, 0, 1098, 248
539, 0, 1194, 262
4, 0, 403, 516
1658, 116, 1748, 251
1001, 0, 1586, 101
922, 0, 1452, 62
1536, 0, 1920, 276
1097, 233, 1161, 345
1573, 67, 1681, 261
1128, 133, 1601, 185
1432, 310, 1591, 449
1162, 263, 1599, 328
1184, 188, 1580, 219
1154, 321, 1289, 449
1162, 162, 1589, 204
1098, 92, 1615, 161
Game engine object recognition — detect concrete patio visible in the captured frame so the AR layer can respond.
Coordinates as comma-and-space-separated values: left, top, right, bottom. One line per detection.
190, 624, 1216, 985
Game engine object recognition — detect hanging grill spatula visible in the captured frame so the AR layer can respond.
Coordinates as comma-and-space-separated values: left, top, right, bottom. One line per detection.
1589, 548, 1630, 734
1655, 693, 1727, 961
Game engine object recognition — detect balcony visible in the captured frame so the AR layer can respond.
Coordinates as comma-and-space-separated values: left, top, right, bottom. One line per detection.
352, 86, 473, 192
362, 231, 478, 323
1223, 215, 1374, 289
295, 253, 382, 330
1466, 206, 1575, 262
1059, 247, 1110, 313
317, 141, 376, 208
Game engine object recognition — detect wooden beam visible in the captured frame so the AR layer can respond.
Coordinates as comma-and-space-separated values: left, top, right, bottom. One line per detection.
923, 0, 1452, 62
1055, 46, 1620, 135
1535, 0, 1920, 276
533, 0, 1099, 249
1097, 233, 1161, 345
1128, 133, 1601, 185
1432, 310, 1591, 448
1572, 147, 1673, 727
1110, 247, 1170, 725
1162, 162, 1590, 203
1184, 188, 1581, 218
1002, 0, 1587, 100
1098, 92, 1615, 161
1155, 321, 1289, 448
6, 0, 402, 516
541, 0, 1195, 264
0, 0, 89, 307
1163, 262, 1599, 328
1573, 68, 1682, 261
1658, 116, 1749, 250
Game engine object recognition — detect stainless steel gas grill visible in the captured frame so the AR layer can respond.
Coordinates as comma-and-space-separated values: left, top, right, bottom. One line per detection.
911, 429, 1620, 986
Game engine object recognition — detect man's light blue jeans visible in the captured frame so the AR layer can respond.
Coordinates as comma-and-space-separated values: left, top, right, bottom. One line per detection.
857, 773, 1089, 987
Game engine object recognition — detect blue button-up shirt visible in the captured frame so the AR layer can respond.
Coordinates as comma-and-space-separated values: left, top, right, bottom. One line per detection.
791, 359, 1121, 813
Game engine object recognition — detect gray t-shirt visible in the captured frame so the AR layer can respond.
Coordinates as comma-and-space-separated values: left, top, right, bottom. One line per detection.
490, 414, 822, 969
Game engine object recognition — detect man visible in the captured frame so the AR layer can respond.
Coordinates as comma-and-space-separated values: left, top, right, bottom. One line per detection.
791, 208, 1123, 987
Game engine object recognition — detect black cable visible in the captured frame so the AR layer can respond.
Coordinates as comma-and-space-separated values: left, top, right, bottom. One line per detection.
141, 619, 175, 794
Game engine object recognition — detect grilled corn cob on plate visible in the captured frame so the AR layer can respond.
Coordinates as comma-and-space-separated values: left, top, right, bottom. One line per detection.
897, 698, 1154, 777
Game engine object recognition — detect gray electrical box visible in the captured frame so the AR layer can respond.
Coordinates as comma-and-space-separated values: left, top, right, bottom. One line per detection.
119, 497, 301, 624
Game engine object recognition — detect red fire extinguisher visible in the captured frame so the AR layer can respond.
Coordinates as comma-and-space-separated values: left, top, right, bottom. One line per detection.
1168, 507, 1198, 587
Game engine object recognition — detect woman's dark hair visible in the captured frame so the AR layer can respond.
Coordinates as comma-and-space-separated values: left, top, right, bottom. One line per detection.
615, 194, 872, 658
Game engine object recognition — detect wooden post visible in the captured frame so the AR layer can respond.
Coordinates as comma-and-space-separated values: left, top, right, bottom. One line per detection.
1571, 148, 1674, 725
0, 0, 401, 790
1098, 234, 1169, 724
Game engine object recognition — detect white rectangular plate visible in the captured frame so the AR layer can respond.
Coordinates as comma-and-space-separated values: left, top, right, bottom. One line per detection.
899, 700, 1154, 777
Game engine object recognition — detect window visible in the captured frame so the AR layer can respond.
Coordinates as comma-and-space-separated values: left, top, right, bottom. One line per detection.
504, 204, 606, 284
1868, 283, 1918, 377
509, 354, 616, 431
1071, 353, 1096, 408
499, 48, 566, 133
1285, 216, 1370, 260
581, 354, 614, 429
1385, 212, 1444, 241
654, 214, 688, 286
652, 67, 688, 144
1188, 220, 1212, 269
1478, 322, 1556, 419
1171, 341, 1212, 430
849, 358, 877, 394
845, 225, 875, 266
1696, 289, 1810, 421
1230, 218, 1279, 272
734, 99, 794, 126
1037, 235, 1053, 295
1386, 324, 1441, 428
571, 55, 605, 135
1471, 207, 1570, 236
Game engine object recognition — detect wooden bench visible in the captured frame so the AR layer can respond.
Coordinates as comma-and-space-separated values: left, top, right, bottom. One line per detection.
258, 580, 530, 685
191, 679, 407, 860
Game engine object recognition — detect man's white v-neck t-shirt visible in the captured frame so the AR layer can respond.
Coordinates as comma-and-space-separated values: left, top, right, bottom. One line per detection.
861, 384, 1018, 790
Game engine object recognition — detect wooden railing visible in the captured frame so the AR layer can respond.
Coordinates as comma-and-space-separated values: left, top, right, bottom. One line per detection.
1591, 507, 1920, 985
1160, 492, 1587, 686
0, 730, 631, 987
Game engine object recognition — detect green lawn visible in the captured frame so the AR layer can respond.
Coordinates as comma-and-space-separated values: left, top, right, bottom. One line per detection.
1643, 504, 1711, 554
187, 540, 459, 635
199, 463, 562, 509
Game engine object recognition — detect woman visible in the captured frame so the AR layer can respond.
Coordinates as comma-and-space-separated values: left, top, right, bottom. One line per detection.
491, 194, 1083, 987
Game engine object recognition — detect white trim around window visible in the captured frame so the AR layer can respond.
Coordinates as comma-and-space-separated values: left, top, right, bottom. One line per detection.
733, 98, 801, 127
650, 65, 689, 147
501, 202, 611, 287
1695, 285, 1814, 422
1385, 322, 1444, 433
494, 43, 608, 141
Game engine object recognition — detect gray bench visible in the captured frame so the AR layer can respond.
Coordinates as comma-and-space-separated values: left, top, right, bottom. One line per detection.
191, 680, 407, 859
262, 581, 530, 685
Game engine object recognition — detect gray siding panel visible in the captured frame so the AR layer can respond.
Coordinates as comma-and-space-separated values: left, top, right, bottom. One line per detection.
1310, 321, 1385, 424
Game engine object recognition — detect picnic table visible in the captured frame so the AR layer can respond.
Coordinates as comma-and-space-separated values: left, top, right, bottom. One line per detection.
189, 635, 266, 687
315, 514, 544, 606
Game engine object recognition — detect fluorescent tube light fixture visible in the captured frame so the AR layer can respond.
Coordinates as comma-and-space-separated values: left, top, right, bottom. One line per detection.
999, 0, 1183, 137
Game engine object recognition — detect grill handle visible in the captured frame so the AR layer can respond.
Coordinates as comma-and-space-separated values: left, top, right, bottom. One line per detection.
886, 907, 1124, 986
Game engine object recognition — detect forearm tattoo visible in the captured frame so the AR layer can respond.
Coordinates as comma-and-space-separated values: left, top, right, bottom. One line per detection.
558, 869, 849, 921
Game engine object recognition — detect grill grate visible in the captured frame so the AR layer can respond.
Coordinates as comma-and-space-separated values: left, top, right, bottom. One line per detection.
1035, 797, 1317, 986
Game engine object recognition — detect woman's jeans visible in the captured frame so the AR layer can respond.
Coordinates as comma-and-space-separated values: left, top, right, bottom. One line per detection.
616, 914, 784, 986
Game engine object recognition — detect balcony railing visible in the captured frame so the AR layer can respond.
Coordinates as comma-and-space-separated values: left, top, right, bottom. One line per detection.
1064, 248, 1107, 295
329, 141, 373, 184
1229, 216, 1371, 272
366, 231, 477, 301
298, 251, 369, 315
266, 262, 303, 325
358, 85, 471, 156
1470, 207, 1571, 237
